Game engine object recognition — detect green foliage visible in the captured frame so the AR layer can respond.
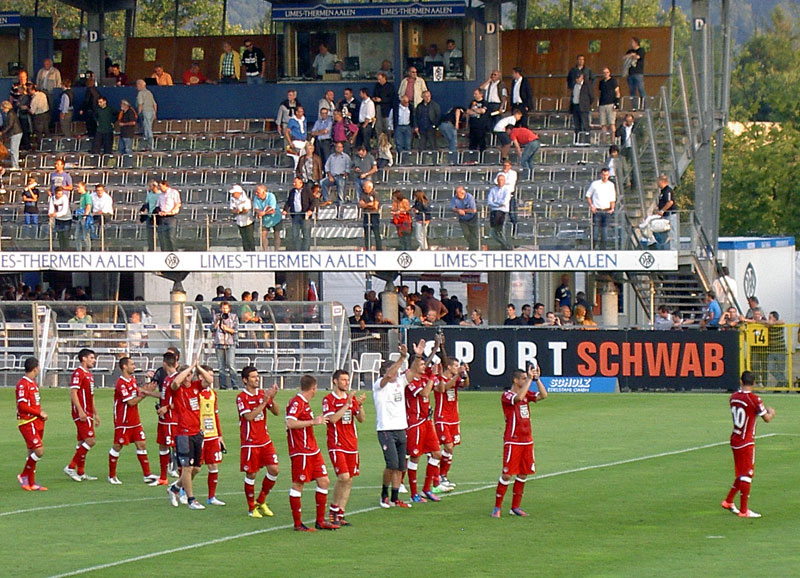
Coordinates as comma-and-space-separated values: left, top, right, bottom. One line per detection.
0, 0, 81, 37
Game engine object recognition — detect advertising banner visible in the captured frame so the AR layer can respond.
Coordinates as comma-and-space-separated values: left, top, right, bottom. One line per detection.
272, 2, 466, 22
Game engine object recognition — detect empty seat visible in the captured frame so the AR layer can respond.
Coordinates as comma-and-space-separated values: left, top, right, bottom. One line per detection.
216, 153, 237, 168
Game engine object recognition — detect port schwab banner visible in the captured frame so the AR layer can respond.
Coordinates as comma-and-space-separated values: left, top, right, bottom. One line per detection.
406, 328, 739, 390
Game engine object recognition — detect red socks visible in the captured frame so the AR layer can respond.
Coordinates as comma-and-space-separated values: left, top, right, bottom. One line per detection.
207, 471, 218, 499
495, 477, 510, 508
108, 449, 120, 478
289, 489, 303, 526
258, 473, 277, 503
511, 478, 526, 510
739, 477, 752, 512
408, 462, 418, 495
315, 488, 328, 524
245, 477, 256, 511
137, 450, 151, 477
22, 454, 38, 485
440, 452, 453, 478
423, 459, 440, 492
159, 450, 170, 480
725, 479, 739, 504
71, 443, 90, 474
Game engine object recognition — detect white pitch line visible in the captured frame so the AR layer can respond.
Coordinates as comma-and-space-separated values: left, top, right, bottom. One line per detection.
45, 432, 782, 578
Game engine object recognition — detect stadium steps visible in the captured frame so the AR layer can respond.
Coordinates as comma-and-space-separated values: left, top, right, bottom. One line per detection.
627, 264, 708, 321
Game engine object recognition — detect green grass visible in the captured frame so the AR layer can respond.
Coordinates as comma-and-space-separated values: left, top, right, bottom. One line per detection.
1, 388, 798, 577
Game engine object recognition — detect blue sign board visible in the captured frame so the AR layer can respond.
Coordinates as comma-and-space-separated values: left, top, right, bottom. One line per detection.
0, 11, 21, 28
539, 377, 619, 394
272, 2, 466, 22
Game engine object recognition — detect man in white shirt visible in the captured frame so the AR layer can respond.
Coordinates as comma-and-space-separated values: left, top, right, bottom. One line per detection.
479, 70, 508, 117
91, 184, 113, 244
443, 39, 463, 73
493, 110, 523, 160
229, 185, 255, 251
29, 84, 50, 141
487, 174, 512, 250
585, 167, 616, 249
496, 159, 518, 193
157, 180, 181, 251
48, 186, 72, 251
374, 345, 412, 509
312, 43, 336, 78
357, 88, 376, 153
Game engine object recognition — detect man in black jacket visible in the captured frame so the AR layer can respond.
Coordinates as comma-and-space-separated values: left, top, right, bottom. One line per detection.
414, 91, 441, 151
509, 67, 533, 127
372, 72, 396, 136
570, 73, 593, 145
282, 177, 316, 251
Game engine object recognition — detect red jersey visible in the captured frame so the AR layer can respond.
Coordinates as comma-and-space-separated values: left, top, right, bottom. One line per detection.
113, 375, 142, 428
322, 392, 360, 452
16, 376, 42, 425
286, 393, 319, 456
502, 389, 540, 444
406, 369, 438, 427
172, 379, 202, 436
730, 389, 767, 449
70, 366, 95, 421
434, 376, 464, 425
159, 372, 177, 424
237, 388, 274, 447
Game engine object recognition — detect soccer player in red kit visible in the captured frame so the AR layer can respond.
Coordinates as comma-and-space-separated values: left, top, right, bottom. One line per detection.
493, 364, 547, 518
286, 374, 339, 531
322, 369, 366, 526
108, 357, 160, 485
64, 348, 100, 482
197, 364, 226, 506
237, 366, 280, 518
16, 357, 48, 491
167, 361, 205, 510
721, 370, 776, 518
155, 351, 179, 484
434, 355, 469, 491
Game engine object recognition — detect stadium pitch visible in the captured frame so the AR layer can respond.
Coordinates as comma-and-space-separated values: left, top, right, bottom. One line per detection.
2, 388, 798, 577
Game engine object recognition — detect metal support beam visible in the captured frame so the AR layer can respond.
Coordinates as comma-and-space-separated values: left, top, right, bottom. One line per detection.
516, 0, 528, 30
86, 10, 105, 79
483, 0, 501, 74
222, 0, 228, 36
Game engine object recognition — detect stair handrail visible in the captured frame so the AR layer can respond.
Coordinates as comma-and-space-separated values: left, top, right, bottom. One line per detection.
688, 211, 743, 315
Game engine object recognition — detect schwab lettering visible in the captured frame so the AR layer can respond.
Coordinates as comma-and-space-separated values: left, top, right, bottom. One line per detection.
576, 341, 725, 378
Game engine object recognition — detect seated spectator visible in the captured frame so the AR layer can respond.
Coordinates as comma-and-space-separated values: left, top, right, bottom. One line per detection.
460, 308, 484, 326
574, 305, 597, 329
108, 63, 128, 86
69, 305, 93, 323
423, 44, 443, 66
560, 304, 573, 325
182, 62, 208, 85
422, 309, 446, 327
127, 310, 148, 349
544, 311, 561, 327
654, 305, 674, 330
719, 306, 742, 330
152, 65, 173, 86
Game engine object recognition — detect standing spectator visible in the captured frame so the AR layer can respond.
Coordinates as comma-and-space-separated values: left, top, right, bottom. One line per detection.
156, 180, 181, 251
338, 87, 359, 121
21, 177, 41, 236
451, 186, 480, 250
605, 145, 627, 192
318, 90, 336, 117
212, 302, 239, 390
218, 41, 241, 84
394, 95, 414, 153
151, 65, 173, 86
414, 91, 440, 151
487, 174, 512, 250
136, 79, 157, 151
390, 190, 413, 251
229, 185, 255, 251
29, 84, 50, 143
79, 76, 100, 138
506, 124, 540, 172
497, 159, 518, 194
253, 184, 282, 251
653, 174, 675, 250
331, 109, 358, 155
480, 70, 508, 118
285, 106, 308, 169
570, 73, 593, 145
443, 39, 462, 72
276, 89, 301, 135
312, 43, 336, 78
700, 291, 722, 330
616, 113, 636, 182
504, 304, 523, 325
295, 142, 323, 186
91, 184, 113, 245
241, 39, 266, 84
554, 274, 572, 310
357, 88, 376, 152
398, 67, 427, 108
352, 145, 378, 197
117, 100, 137, 155
75, 182, 93, 252
585, 167, 616, 249
372, 72, 395, 136
311, 107, 333, 163
509, 67, 533, 126
712, 266, 738, 310
625, 37, 646, 105
411, 189, 431, 250
567, 54, 593, 90
141, 180, 160, 250
493, 109, 523, 159
91, 96, 116, 154
50, 158, 73, 196
359, 180, 382, 250
182, 62, 208, 85
36, 58, 62, 104
58, 79, 74, 138
438, 106, 462, 164
597, 67, 620, 143
377, 132, 394, 169
282, 177, 315, 251
48, 186, 72, 250
321, 141, 350, 207
530, 303, 546, 325
1, 101, 22, 169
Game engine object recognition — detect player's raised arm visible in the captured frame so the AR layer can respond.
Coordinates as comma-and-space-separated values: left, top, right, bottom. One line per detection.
529, 365, 547, 400
172, 363, 195, 390
379, 344, 408, 388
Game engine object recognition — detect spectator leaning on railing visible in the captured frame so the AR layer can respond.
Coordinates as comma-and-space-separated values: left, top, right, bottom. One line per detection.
156, 180, 181, 251
212, 301, 239, 390
229, 185, 256, 252
253, 184, 282, 252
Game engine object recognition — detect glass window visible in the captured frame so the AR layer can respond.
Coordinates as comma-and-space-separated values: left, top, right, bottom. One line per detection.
402, 21, 471, 81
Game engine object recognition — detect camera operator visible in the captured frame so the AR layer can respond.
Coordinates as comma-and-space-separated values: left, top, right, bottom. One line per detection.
213, 301, 239, 390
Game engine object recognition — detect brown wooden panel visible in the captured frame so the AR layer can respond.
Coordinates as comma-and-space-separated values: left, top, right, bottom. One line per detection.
53, 39, 80, 85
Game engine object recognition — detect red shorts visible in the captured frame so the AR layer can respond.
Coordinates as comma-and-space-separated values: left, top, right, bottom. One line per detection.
503, 443, 535, 476
290, 451, 327, 484
19, 420, 45, 450
732, 445, 755, 479
202, 437, 223, 466
157, 422, 176, 447
240, 442, 278, 473
435, 422, 461, 446
407, 420, 440, 457
114, 424, 146, 446
328, 450, 360, 477
74, 417, 95, 441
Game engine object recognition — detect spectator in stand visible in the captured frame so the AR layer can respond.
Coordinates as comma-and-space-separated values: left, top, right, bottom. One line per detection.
69, 305, 93, 323
654, 305, 675, 330
156, 180, 181, 251
241, 39, 266, 84
390, 190, 413, 251
377, 132, 394, 169
21, 177, 41, 236
372, 72, 395, 136
363, 290, 380, 323
507, 123, 540, 172
136, 79, 157, 152
439, 106, 463, 164
211, 286, 225, 302
497, 159, 518, 195
75, 182, 93, 252
338, 87, 359, 121
36, 58, 62, 111
585, 167, 616, 249
282, 177, 315, 251
352, 145, 378, 197
554, 275, 572, 310
357, 88, 376, 152
625, 37, 647, 105
653, 174, 675, 250
414, 91, 440, 152
182, 62, 208, 85
700, 291, 722, 330
466, 88, 492, 153
285, 105, 308, 169
712, 266, 738, 310
108, 63, 128, 86
91, 184, 113, 244
423, 44, 443, 67
530, 303, 545, 325
331, 109, 358, 155
504, 304, 524, 325
487, 174, 512, 250
92, 95, 116, 154
480, 70, 508, 119
48, 186, 72, 250
460, 308, 484, 326
567, 54, 593, 90
394, 95, 414, 153
349, 305, 367, 336
318, 90, 336, 117
574, 305, 597, 329
312, 43, 336, 78
50, 158, 73, 196
597, 67, 620, 143
719, 306, 742, 330
509, 67, 533, 127
570, 72, 593, 145
560, 304, 574, 326
605, 145, 626, 193
212, 301, 239, 390
321, 141, 350, 207
276, 90, 301, 135
412, 189, 431, 251
422, 309, 446, 327
29, 84, 50, 143
401, 304, 422, 326
1, 100, 23, 169
451, 186, 480, 250
141, 180, 160, 250
229, 185, 256, 251
378, 59, 394, 80
443, 39, 462, 72
296, 142, 323, 186
544, 311, 561, 327
494, 109, 523, 160
742, 296, 764, 320
398, 67, 427, 107
311, 107, 333, 163
117, 100, 137, 155
151, 65, 173, 86
253, 184, 282, 252
616, 113, 636, 176
218, 41, 241, 84
359, 180, 381, 251
58, 79, 74, 138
